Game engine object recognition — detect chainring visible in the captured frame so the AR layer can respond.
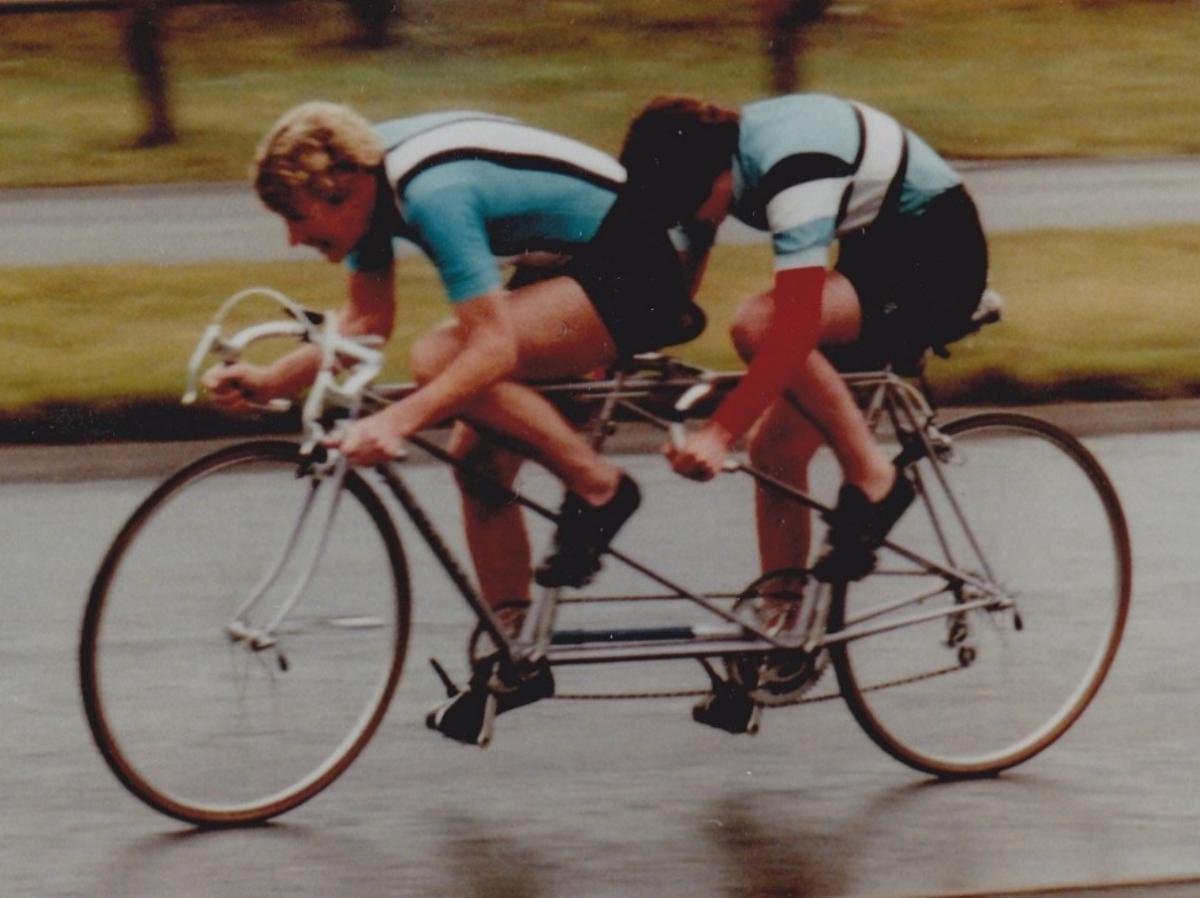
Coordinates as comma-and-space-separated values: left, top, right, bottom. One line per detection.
466, 599, 531, 667
725, 568, 831, 706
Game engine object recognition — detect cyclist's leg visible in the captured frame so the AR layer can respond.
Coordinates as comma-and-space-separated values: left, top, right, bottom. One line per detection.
747, 398, 824, 572
735, 275, 902, 589
736, 275, 895, 486
409, 279, 623, 503
410, 277, 638, 592
443, 420, 533, 607
810, 194, 987, 578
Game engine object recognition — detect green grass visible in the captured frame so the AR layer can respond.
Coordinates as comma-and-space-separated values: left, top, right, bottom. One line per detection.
3, 0, 1200, 187
4, 227, 1200, 412
932, 226, 1200, 402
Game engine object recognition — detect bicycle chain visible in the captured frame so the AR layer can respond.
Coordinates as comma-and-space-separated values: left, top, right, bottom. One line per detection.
550, 659, 963, 704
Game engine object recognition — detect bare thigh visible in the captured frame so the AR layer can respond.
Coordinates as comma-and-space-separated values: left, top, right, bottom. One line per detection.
730, 270, 863, 360
504, 276, 619, 381
409, 276, 618, 384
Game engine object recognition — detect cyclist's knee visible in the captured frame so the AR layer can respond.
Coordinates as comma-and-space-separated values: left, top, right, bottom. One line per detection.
729, 291, 774, 364
730, 310, 765, 365
410, 327, 462, 385
730, 319, 756, 365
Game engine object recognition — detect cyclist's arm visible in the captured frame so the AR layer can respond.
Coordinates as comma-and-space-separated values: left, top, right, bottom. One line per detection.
667, 158, 842, 477
354, 184, 518, 437
375, 288, 517, 437
202, 266, 395, 406
708, 178, 841, 439
709, 265, 823, 440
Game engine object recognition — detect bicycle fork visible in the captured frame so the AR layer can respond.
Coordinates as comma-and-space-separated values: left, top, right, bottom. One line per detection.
224, 456, 351, 669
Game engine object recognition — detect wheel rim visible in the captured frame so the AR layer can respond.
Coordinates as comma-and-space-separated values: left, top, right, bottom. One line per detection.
80, 442, 409, 825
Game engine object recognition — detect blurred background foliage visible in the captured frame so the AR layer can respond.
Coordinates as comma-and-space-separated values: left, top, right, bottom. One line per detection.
3, 0, 1200, 418
3, 0, 1200, 187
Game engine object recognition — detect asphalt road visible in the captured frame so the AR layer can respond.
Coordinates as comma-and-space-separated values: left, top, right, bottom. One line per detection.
2, 430, 1198, 898
3, 158, 1200, 266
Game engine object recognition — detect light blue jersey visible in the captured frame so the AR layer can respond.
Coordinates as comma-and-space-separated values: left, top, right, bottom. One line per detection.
730, 94, 961, 272
347, 112, 625, 302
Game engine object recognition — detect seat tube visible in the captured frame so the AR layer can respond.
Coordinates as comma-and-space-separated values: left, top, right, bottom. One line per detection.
587, 368, 627, 452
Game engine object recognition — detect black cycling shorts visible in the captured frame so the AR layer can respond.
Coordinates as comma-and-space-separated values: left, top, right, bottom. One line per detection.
825, 185, 989, 375
564, 196, 706, 357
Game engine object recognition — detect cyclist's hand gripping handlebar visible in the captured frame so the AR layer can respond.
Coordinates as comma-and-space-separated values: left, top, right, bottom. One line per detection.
182, 287, 386, 455
668, 379, 740, 474
301, 314, 390, 457
182, 287, 315, 411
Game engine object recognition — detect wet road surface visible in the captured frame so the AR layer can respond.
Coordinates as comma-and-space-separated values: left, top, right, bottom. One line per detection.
2, 427, 1198, 897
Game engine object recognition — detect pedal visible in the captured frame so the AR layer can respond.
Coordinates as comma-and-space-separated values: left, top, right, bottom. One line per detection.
692, 683, 761, 735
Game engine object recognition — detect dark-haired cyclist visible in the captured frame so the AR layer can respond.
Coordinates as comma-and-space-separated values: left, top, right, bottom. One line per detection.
618, 92, 990, 595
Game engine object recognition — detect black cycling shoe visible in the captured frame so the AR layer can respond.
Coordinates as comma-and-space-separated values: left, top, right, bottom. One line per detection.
427, 688, 496, 747
812, 471, 916, 584
426, 657, 555, 747
534, 473, 641, 588
693, 682, 761, 735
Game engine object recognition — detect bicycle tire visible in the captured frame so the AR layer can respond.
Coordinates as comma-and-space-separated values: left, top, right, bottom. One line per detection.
80, 440, 411, 826
828, 412, 1131, 777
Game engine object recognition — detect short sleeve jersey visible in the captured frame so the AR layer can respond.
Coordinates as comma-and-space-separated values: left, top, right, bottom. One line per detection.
346, 112, 625, 303
730, 94, 962, 272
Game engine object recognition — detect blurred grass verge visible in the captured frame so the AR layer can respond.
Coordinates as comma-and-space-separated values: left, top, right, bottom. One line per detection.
3, 0, 1200, 187
3, 226, 1199, 441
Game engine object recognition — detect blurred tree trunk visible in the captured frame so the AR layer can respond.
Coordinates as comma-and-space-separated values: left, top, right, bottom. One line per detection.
347, 0, 401, 47
760, 0, 829, 95
121, 0, 176, 146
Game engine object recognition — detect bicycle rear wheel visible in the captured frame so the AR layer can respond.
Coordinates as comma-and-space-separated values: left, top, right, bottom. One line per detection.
829, 413, 1130, 777
80, 441, 410, 826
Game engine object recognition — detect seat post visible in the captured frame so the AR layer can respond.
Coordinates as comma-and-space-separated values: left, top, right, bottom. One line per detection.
587, 366, 628, 452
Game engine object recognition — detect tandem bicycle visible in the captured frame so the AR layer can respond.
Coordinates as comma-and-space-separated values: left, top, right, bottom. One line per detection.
79, 288, 1132, 827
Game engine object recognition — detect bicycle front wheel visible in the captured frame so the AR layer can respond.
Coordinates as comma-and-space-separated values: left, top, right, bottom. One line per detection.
80, 441, 410, 826
829, 413, 1131, 777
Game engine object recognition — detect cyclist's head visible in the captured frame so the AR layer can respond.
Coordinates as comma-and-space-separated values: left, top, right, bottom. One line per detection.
619, 96, 740, 225
253, 101, 384, 221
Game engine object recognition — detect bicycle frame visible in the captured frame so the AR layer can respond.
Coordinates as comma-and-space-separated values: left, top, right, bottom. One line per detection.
392, 367, 1013, 673
183, 290, 1016, 683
